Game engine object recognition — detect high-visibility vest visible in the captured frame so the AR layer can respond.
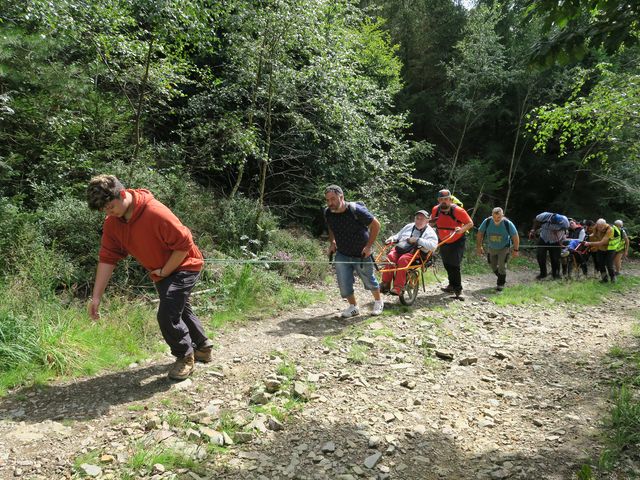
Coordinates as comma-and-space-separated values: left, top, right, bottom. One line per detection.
608, 225, 623, 251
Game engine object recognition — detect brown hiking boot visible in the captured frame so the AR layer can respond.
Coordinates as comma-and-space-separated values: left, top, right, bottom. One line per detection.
194, 341, 214, 363
168, 353, 195, 380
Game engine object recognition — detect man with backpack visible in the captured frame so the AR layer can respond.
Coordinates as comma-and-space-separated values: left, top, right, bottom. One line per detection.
529, 211, 570, 280
476, 207, 520, 291
324, 185, 384, 317
429, 189, 474, 298
381, 210, 438, 295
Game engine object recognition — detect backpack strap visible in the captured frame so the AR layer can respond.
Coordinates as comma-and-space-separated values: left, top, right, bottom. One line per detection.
481, 218, 513, 248
347, 202, 370, 227
503, 219, 513, 247
325, 202, 369, 227
479, 217, 491, 235
434, 204, 459, 230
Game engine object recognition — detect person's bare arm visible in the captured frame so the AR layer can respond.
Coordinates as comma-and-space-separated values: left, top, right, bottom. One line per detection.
89, 262, 117, 320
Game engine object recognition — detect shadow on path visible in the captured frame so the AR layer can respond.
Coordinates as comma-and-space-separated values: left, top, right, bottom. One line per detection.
0, 362, 174, 423
266, 288, 483, 339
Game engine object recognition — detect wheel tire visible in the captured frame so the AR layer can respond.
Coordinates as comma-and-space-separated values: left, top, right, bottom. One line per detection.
400, 270, 419, 306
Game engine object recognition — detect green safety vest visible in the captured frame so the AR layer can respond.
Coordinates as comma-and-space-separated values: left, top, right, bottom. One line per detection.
608, 225, 623, 251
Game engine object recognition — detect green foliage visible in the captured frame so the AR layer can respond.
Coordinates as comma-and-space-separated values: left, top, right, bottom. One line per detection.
490, 276, 640, 306
36, 198, 103, 289
200, 264, 323, 330
599, 385, 640, 471
0, 306, 39, 378
179, 0, 423, 215
8, 223, 76, 298
529, 63, 640, 165
127, 443, 203, 474
347, 343, 369, 364
209, 198, 279, 253
0, 289, 160, 394
275, 354, 297, 381
265, 229, 328, 283
0, 199, 37, 273
0, 27, 132, 202
529, 0, 640, 65
576, 463, 594, 480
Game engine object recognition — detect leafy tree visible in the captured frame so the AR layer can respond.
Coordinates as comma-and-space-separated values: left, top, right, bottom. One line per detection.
529, 0, 640, 65
528, 57, 640, 196
179, 0, 424, 220
443, 2, 508, 191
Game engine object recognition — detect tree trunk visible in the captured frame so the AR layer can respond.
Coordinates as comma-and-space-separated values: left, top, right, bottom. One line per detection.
230, 22, 269, 197
256, 64, 275, 224
504, 87, 530, 214
470, 183, 484, 223
132, 36, 153, 160
448, 108, 471, 191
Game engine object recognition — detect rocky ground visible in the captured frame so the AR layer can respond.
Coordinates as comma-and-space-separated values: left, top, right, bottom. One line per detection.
1, 267, 640, 480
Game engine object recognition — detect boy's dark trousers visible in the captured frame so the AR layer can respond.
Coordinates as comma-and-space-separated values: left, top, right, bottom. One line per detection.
155, 270, 208, 357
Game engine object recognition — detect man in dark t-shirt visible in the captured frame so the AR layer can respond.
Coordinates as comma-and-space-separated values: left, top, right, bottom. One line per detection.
324, 185, 383, 317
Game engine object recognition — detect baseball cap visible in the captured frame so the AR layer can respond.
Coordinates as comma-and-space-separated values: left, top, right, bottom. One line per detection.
415, 210, 430, 218
437, 189, 451, 199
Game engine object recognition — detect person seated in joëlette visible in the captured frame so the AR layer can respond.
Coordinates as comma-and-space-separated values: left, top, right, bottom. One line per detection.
380, 210, 438, 295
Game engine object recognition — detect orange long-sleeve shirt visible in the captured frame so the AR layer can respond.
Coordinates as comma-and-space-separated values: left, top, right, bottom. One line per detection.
99, 189, 203, 282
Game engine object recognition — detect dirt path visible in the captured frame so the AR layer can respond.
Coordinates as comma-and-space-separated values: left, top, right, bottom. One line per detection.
1, 268, 639, 479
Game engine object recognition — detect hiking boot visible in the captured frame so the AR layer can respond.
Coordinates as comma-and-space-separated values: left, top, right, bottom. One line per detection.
496, 285, 504, 292
372, 300, 384, 316
453, 289, 463, 297
168, 353, 195, 381
341, 304, 360, 318
194, 340, 214, 363
379, 282, 390, 294
441, 285, 455, 293
535, 274, 547, 280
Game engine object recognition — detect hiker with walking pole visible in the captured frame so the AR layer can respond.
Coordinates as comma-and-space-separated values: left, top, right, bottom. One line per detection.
324, 185, 384, 317
476, 207, 520, 291
86, 175, 213, 381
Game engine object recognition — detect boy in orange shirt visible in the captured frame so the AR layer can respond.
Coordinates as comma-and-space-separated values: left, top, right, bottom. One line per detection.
87, 175, 212, 380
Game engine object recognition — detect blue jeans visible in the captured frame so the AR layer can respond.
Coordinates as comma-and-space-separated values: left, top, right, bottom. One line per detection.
334, 252, 379, 298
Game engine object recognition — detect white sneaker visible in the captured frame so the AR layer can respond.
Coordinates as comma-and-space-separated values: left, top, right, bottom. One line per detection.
341, 304, 360, 318
372, 300, 384, 316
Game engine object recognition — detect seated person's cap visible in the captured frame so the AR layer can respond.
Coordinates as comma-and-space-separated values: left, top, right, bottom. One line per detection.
415, 210, 430, 218
438, 189, 451, 199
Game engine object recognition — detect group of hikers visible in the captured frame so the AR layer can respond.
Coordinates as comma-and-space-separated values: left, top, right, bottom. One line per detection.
85, 176, 630, 381
324, 185, 477, 318
529, 213, 629, 284
323, 185, 631, 316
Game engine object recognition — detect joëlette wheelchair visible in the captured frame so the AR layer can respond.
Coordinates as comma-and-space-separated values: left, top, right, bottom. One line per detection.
374, 243, 438, 306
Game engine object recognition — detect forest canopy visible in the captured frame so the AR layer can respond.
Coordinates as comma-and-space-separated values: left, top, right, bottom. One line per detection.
1, 0, 639, 265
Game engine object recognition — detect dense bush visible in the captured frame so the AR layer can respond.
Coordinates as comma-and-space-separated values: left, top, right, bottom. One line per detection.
265, 229, 328, 283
